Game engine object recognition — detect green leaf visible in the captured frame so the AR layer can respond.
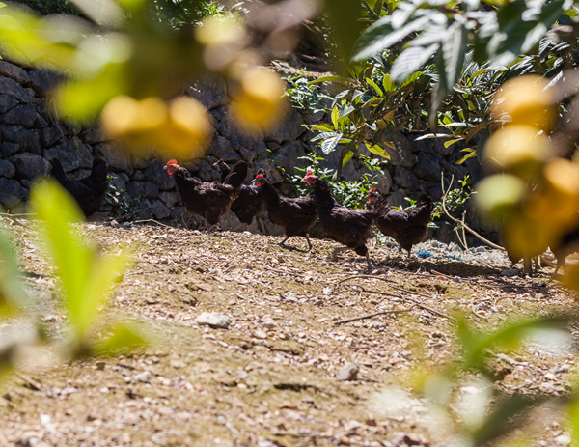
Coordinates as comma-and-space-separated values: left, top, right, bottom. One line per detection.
456, 151, 477, 164
366, 77, 383, 97
311, 124, 335, 132
321, 133, 343, 154
30, 181, 131, 339
309, 76, 357, 84
352, 15, 431, 61
382, 74, 395, 93
331, 105, 340, 129
391, 44, 438, 84
444, 138, 462, 149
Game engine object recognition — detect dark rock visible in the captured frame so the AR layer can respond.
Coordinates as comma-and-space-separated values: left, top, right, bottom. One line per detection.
9, 153, 51, 181
433, 136, 456, 156
1, 126, 41, 154
208, 134, 239, 162
238, 145, 257, 163
394, 166, 420, 190
219, 114, 267, 157
79, 126, 105, 145
39, 127, 64, 148
131, 170, 145, 181
440, 159, 468, 182
158, 191, 181, 208
25, 69, 61, 97
143, 159, 175, 190
0, 61, 29, 84
414, 153, 441, 182
209, 105, 226, 123
0, 142, 19, 158
386, 188, 410, 207
0, 159, 14, 179
0, 104, 39, 127
272, 140, 308, 177
108, 172, 127, 192
265, 141, 282, 152
385, 130, 416, 168
44, 137, 93, 173
0, 178, 27, 209
0, 95, 18, 114
150, 200, 170, 219
263, 108, 305, 143
131, 156, 148, 170
0, 76, 34, 103
185, 73, 229, 110
197, 159, 220, 182
94, 143, 134, 176
126, 181, 158, 199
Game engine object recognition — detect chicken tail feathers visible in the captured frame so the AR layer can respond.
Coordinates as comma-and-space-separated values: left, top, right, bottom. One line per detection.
50, 158, 69, 183
417, 192, 432, 212
224, 160, 248, 188
91, 158, 108, 182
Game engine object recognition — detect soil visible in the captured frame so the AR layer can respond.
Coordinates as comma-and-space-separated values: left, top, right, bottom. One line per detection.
0, 218, 577, 447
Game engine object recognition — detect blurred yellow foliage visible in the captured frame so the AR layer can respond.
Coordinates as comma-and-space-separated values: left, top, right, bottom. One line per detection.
100, 96, 210, 158
231, 68, 288, 129
484, 126, 551, 179
492, 75, 555, 131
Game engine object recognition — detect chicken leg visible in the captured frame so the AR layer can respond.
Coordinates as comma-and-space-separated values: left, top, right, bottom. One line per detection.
305, 234, 313, 252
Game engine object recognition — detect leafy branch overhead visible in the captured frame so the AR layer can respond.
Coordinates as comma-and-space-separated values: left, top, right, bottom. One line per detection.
352, 0, 573, 128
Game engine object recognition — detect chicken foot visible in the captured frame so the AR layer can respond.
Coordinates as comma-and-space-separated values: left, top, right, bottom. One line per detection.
279, 235, 313, 252
327, 247, 372, 273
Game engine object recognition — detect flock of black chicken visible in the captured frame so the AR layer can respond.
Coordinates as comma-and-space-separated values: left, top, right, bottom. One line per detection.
164, 158, 433, 272
49, 156, 579, 275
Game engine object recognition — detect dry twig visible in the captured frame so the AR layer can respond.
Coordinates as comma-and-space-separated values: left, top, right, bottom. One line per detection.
334, 309, 410, 325
440, 172, 505, 251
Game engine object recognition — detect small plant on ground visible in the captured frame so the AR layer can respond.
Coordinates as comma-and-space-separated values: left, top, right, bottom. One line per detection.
104, 175, 142, 222
282, 73, 330, 116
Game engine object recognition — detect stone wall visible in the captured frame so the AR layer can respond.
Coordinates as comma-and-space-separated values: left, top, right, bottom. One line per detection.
0, 59, 496, 244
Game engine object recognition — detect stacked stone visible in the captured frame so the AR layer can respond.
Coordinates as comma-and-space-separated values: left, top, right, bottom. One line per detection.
0, 59, 496, 244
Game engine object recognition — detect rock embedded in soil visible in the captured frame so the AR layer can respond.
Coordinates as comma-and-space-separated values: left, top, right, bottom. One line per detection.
196, 312, 231, 329
336, 362, 359, 381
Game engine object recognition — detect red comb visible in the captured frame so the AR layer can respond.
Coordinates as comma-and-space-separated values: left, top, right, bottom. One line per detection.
306, 170, 314, 176
167, 159, 178, 166
256, 174, 264, 179
370, 187, 376, 193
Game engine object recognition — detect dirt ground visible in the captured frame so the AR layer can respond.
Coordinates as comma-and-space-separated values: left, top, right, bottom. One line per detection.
0, 219, 578, 447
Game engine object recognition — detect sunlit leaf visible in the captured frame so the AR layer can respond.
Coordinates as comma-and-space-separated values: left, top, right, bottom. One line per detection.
321, 134, 343, 154
444, 138, 462, 149
309, 76, 357, 84
366, 77, 383, 97
391, 44, 438, 84
331, 105, 340, 129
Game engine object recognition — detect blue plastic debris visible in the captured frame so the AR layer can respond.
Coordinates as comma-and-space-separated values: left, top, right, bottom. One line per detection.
417, 250, 433, 259
446, 255, 461, 261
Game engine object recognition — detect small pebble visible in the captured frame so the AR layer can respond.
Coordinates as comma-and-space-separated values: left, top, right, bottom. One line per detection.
336, 362, 359, 381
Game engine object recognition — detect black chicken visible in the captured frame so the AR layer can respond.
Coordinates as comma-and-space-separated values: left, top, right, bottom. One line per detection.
302, 171, 374, 271
367, 188, 433, 256
254, 171, 317, 251
212, 159, 264, 230
165, 159, 247, 232
50, 157, 108, 218
552, 227, 579, 276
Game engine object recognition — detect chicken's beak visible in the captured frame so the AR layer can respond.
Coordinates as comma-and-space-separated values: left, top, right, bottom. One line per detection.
163, 166, 168, 170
